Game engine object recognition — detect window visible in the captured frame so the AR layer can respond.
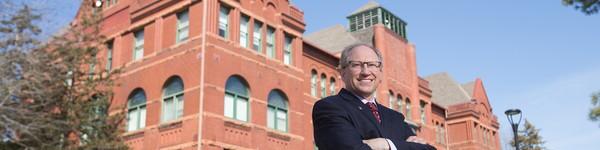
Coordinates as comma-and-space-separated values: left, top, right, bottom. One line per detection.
105, 41, 113, 71
133, 30, 144, 61
267, 90, 288, 132
162, 77, 184, 122
357, 13, 363, 29
88, 54, 96, 78
435, 123, 440, 144
388, 91, 394, 110
483, 128, 487, 145
224, 76, 250, 122
329, 77, 336, 96
441, 125, 446, 144
396, 95, 403, 113
127, 89, 147, 131
252, 20, 263, 52
266, 26, 275, 58
435, 124, 446, 145
239, 14, 249, 48
473, 125, 479, 143
311, 70, 317, 97
176, 9, 189, 43
420, 101, 426, 124
218, 5, 230, 38
320, 74, 326, 98
283, 35, 293, 65
405, 98, 412, 121
103, 0, 111, 8
66, 70, 73, 87
349, 16, 356, 31
364, 11, 371, 28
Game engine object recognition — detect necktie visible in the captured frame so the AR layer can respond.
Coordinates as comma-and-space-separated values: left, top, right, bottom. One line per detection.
367, 102, 381, 123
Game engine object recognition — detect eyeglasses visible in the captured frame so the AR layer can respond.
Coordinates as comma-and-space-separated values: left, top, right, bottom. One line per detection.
344, 61, 382, 71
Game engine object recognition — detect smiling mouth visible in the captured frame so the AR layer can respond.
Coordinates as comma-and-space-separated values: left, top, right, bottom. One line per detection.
357, 79, 374, 82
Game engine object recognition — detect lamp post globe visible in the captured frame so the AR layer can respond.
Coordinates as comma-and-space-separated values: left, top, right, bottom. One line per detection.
505, 109, 522, 150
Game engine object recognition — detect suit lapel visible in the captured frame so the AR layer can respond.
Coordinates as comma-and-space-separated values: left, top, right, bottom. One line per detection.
377, 104, 392, 138
339, 89, 384, 136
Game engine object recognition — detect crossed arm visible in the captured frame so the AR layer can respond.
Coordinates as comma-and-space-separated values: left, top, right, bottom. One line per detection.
312, 100, 436, 150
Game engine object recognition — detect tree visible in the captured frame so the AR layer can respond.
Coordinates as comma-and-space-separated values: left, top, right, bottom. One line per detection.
590, 91, 600, 125
510, 119, 546, 150
0, 1, 126, 149
562, 0, 600, 15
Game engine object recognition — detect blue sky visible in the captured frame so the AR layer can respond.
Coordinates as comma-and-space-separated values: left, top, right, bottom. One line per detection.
23, 0, 600, 149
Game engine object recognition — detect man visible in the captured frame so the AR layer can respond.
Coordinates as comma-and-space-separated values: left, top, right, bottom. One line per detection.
312, 44, 436, 150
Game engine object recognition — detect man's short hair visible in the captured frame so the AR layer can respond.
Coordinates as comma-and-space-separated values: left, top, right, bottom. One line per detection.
338, 43, 383, 69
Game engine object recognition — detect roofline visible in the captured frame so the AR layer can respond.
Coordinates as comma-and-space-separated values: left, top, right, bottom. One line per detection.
346, 6, 408, 25
303, 40, 340, 60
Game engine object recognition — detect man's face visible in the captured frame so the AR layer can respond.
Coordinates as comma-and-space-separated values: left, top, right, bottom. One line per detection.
340, 46, 382, 98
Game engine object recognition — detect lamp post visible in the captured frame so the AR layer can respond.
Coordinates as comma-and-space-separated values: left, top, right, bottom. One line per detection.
505, 109, 522, 150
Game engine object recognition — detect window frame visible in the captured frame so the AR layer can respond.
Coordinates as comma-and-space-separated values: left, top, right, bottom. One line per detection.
310, 70, 317, 97
224, 76, 250, 122
329, 77, 336, 96
388, 90, 394, 110
161, 77, 185, 123
420, 101, 426, 124
405, 98, 412, 121
283, 34, 293, 65
266, 26, 275, 58
396, 95, 403, 113
218, 5, 231, 38
176, 9, 190, 43
320, 74, 326, 98
239, 14, 250, 48
127, 89, 147, 132
267, 90, 289, 132
252, 20, 263, 52
133, 29, 144, 61
105, 40, 113, 71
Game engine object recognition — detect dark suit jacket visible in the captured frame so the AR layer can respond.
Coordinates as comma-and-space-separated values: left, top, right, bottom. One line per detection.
313, 88, 436, 150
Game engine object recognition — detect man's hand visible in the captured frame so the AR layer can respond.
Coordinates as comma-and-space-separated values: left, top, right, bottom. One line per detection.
362, 138, 390, 150
406, 136, 427, 145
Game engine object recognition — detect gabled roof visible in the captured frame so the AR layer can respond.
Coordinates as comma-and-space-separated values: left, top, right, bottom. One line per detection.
461, 81, 475, 97
304, 25, 374, 54
349, 1, 381, 16
424, 72, 472, 108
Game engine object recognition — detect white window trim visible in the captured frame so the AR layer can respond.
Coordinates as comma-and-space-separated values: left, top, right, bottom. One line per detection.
161, 91, 184, 122
224, 91, 250, 122
133, 30, 144, 61
218, 6, 230, 38
283, 35, 293, 65
176, 10, 190, 43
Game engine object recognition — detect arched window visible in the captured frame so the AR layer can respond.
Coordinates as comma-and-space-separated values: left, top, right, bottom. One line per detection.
162, 76, 184, 122
224, 75, 250, 122
396, 95, 404, 113
435, 123, 440, 144
311, 70, 317, 97
320, 74, 326, 98
441, 125, 446, 145
405, 98, 412, 121
267, 89, 288, 132
329, 77, 336, 96
127, 88, 147, 131
388, 90, 394, 110
419, 100, 426, 124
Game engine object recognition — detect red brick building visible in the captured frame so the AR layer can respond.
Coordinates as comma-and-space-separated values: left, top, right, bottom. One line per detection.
84, 0, 500, 149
